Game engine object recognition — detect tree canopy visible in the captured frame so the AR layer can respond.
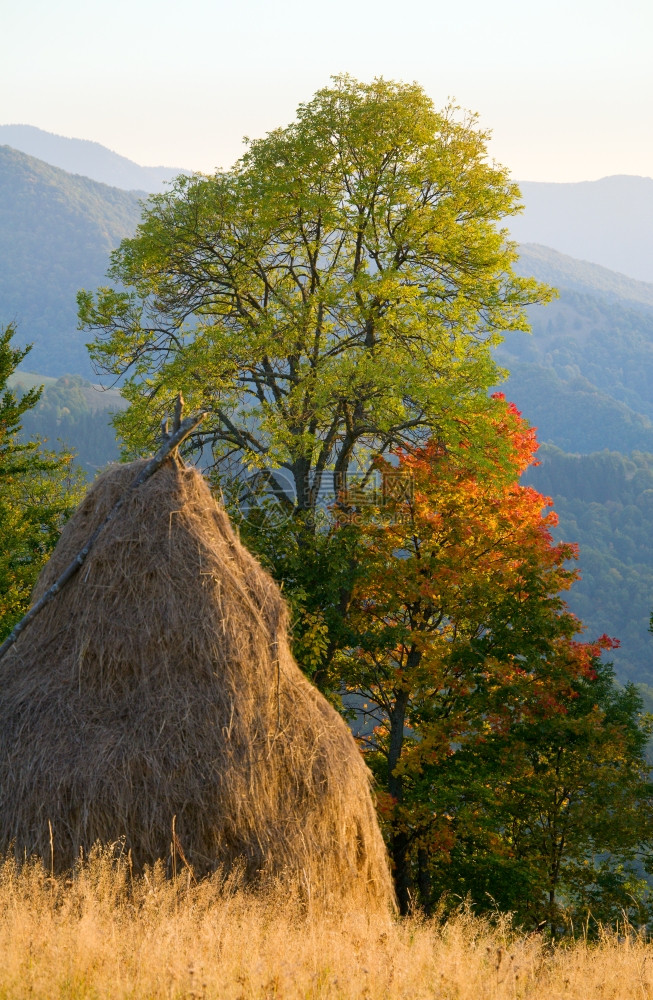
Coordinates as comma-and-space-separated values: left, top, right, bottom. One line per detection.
79, 76, 550, 517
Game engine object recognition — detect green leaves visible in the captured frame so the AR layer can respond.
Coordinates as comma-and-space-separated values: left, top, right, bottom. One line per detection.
80, 75, 551, 511
450, 664, 653, 932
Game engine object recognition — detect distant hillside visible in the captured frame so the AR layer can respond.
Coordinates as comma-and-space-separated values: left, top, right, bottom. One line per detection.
508, 176, 653, 283
500, 364, 653, 455
517, 243, 653, 312
495, 245, 653, 454
0, 146, 144, 375
0, 125, 186, 193
523, 446, 653, 687
9, 371, 124, 475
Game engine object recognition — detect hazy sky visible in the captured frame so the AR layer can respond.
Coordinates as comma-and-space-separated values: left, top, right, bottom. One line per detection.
2, 0, 651, 182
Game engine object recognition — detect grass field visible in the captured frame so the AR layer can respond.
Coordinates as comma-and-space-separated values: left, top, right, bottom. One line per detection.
1, 849, 653, 999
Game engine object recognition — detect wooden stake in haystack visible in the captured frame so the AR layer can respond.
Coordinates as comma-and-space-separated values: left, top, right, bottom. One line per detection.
0, 397, 394, 909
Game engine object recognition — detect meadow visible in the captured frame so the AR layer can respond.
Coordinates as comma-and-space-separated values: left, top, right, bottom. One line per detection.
1, 848, 653, 999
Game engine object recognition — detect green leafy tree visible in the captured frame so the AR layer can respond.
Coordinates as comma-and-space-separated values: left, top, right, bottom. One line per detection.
0, 324, 84, 639
434, 658, 653, 935
79, 75, 549, 521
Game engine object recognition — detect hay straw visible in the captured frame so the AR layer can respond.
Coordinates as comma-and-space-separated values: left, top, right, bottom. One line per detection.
0, 460, 394, 909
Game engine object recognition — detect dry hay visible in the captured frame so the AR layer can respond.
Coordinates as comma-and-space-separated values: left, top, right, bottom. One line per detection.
0, 459, 393, 907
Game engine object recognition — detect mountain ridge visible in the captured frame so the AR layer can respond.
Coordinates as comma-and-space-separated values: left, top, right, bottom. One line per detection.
0, 124, 188, 193
517, 243, 653, 312
510, 175, 653, 283
0, 145, 144, 374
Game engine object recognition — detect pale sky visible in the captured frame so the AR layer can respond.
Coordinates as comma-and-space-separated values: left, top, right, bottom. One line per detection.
2, 0, 651, 182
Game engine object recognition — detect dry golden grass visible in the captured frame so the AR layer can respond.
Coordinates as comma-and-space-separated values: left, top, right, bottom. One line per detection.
1, 849, 653, 999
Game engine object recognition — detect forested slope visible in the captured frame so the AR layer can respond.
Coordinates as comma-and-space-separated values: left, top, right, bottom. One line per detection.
498, 250, 653, 454
524, 446, 653, 687
497, 248, 653, 686
0, 146, 143, 375
8, 371, 123, 475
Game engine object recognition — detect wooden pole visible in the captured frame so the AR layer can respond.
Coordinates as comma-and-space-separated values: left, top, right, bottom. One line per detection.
0, 410, 206, 664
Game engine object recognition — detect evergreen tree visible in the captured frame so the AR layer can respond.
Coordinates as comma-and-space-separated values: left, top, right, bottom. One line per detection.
0, 324, 83, 640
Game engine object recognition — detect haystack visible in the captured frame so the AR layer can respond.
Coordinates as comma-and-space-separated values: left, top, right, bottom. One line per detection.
0, 459, 393, 905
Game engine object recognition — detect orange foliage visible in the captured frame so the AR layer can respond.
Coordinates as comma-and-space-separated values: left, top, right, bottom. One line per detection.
340, 397, 616, 910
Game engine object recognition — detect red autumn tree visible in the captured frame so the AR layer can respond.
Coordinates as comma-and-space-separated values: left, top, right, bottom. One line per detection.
340, 395, 613, 913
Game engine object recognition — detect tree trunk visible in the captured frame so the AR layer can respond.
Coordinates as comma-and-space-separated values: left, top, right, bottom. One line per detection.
391, 830, 412, 915
388, 686, 411, 913
417, 847, 433, 914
